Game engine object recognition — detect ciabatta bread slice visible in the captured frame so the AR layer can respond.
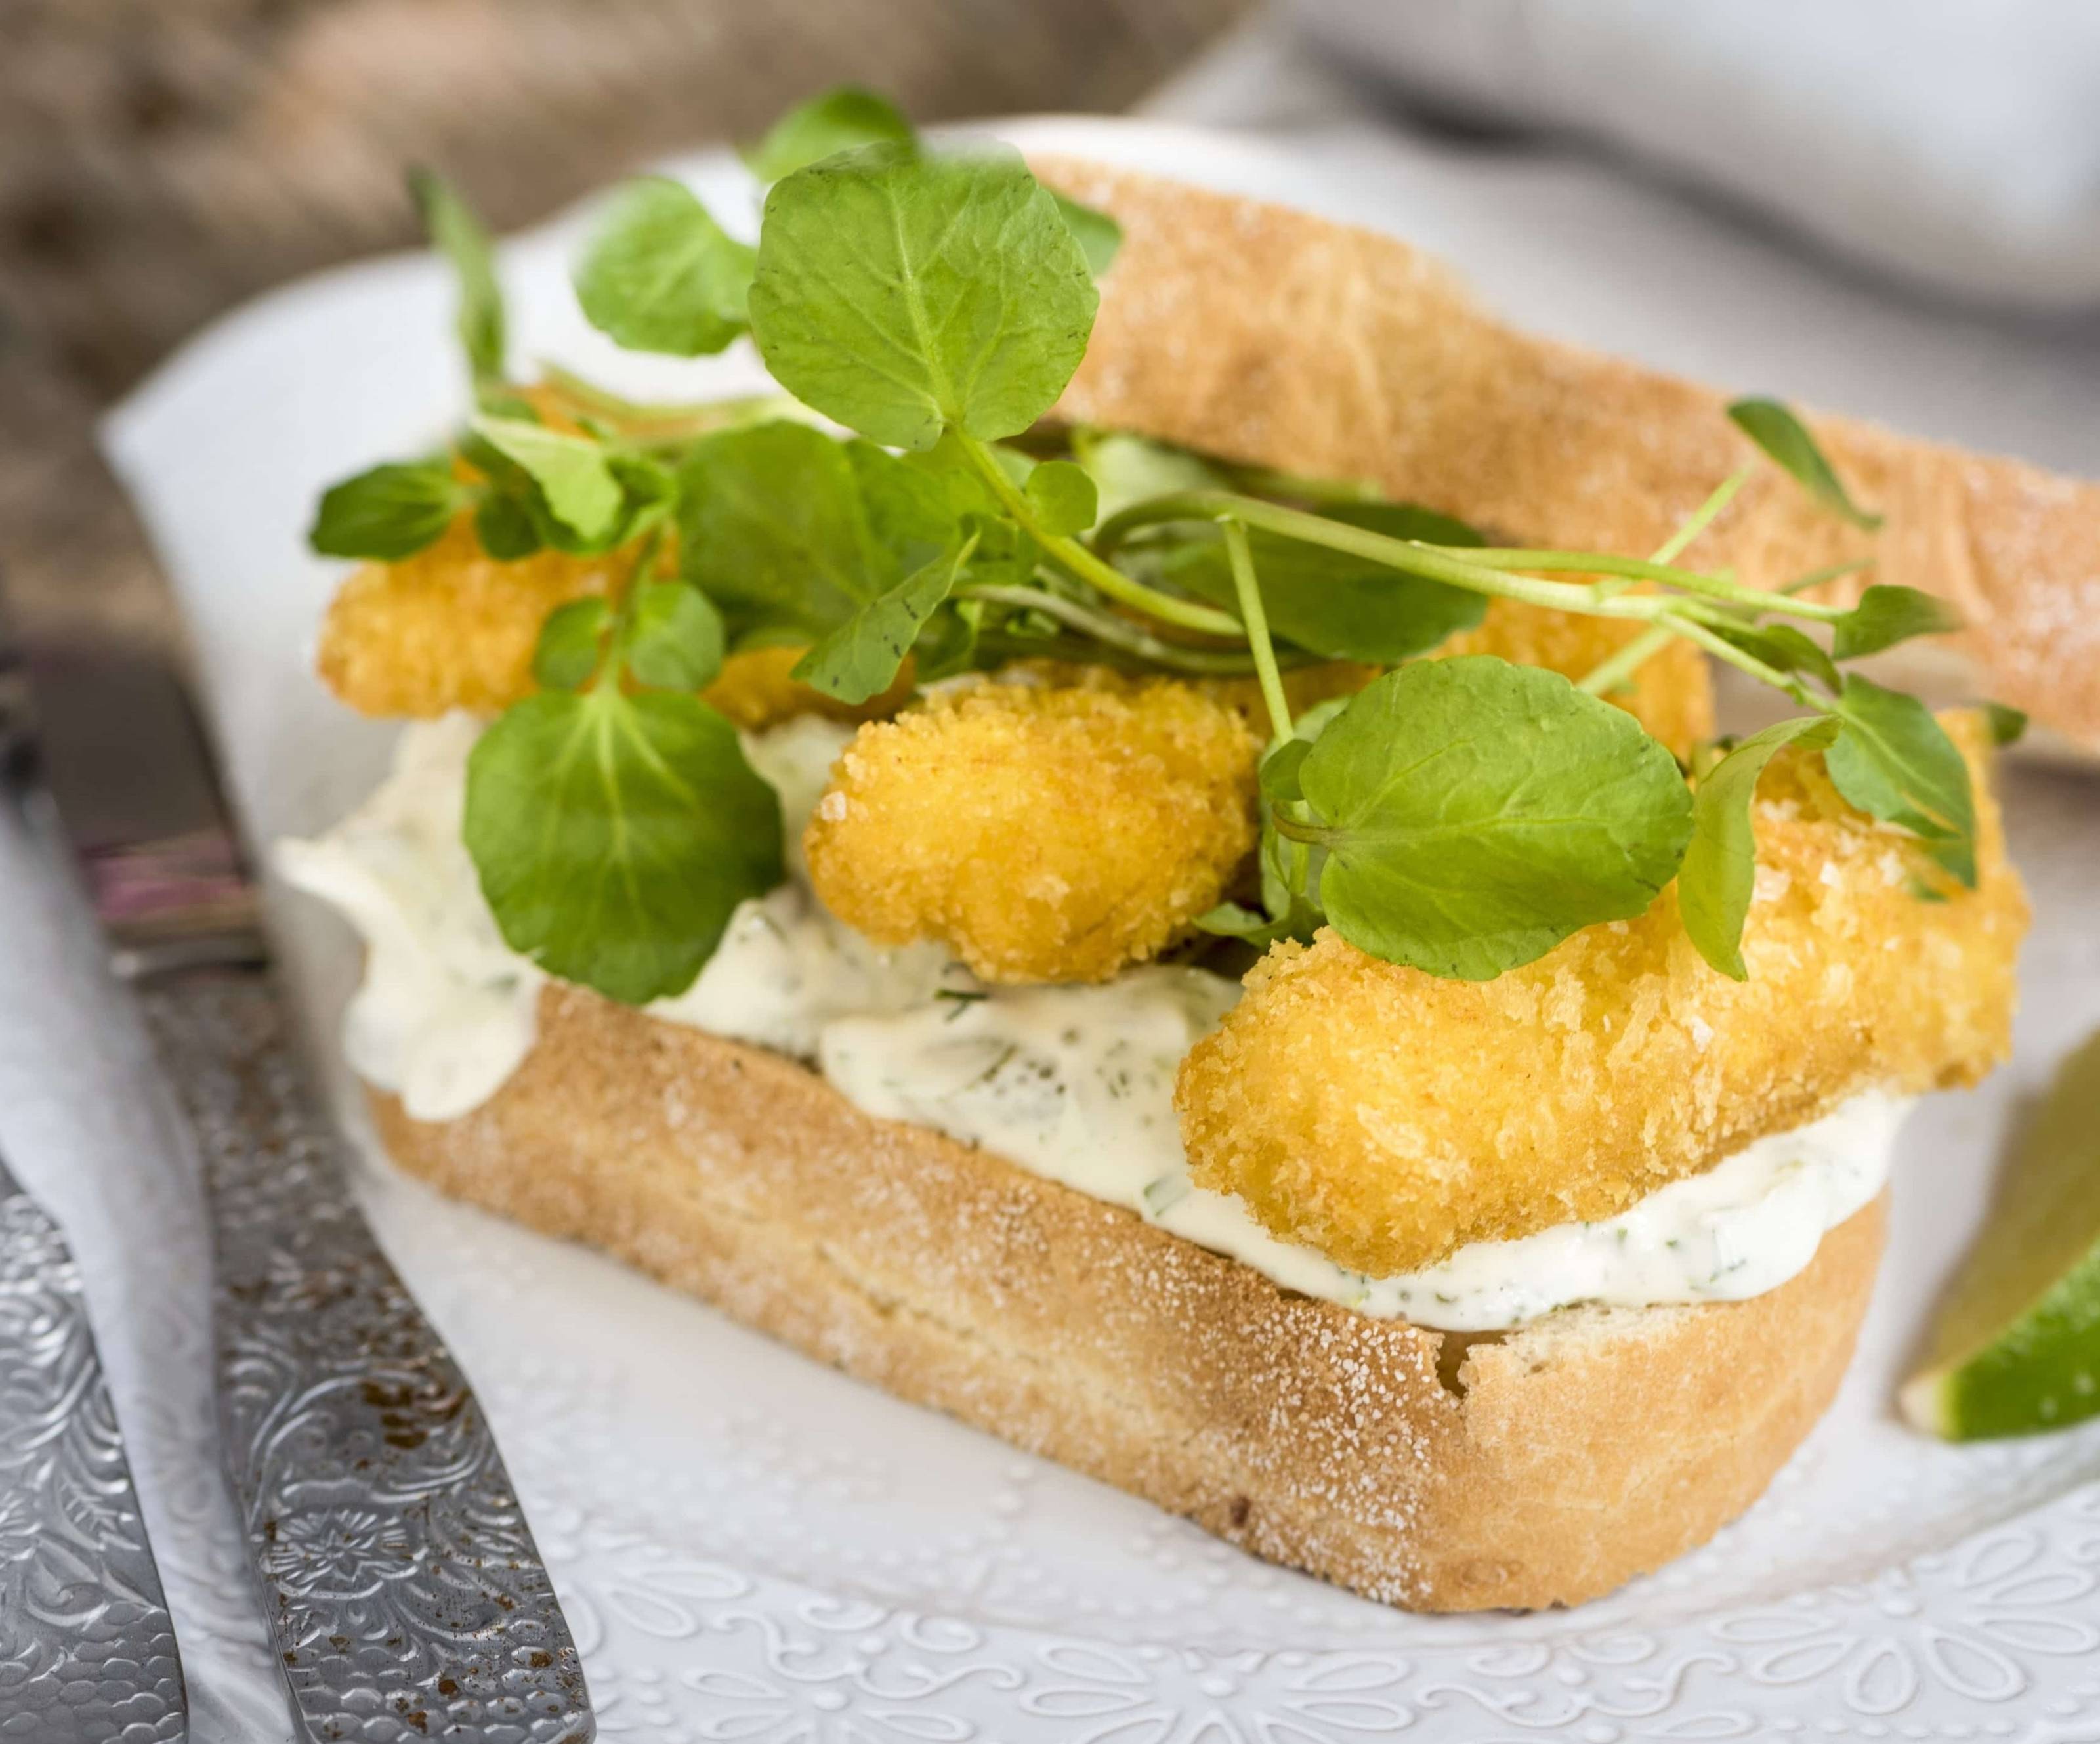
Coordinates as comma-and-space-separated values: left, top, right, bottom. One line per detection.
1036, 158, 2100, 755
371, 982, 1884, 1613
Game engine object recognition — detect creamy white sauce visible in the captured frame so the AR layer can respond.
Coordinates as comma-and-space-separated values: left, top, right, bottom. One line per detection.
278, 717, 1908, 1330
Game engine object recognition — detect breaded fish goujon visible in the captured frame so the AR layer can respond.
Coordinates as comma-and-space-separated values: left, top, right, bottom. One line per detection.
805, 675, 1259, 984
1175, 712, 2025, 1276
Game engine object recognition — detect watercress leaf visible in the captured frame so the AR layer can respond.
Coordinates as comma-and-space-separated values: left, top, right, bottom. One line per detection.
470, 415, 621, 542
845, 438, 962, 570
913, 598, 981, 683
309, 459, 465, 559
1299, 657, 1693, 979
1679, 717, 1839, 980
532, 597, 611, 690
1259, 738, 1313, 807
1700, 618, 1841, 692
742, 85, 915, 184
1053, 192, 1122, 278
464, 687, 784, 1004
749, 142, 1097, 448
627, 583, 726, 691
474, 488, 543, 559
1727, 398, 1883, 531
574, 176, 756, 357
1984, 701, 2028, 746
410, 167, 506, 383
791, 539, 971, 703
1828, 583, 1962, 660
1166, 503, 1488, 664
1024, 459, 1097, 536
1825, 673, 1977, 885
1074, 430, 1219, 521
677, 421, 884, 643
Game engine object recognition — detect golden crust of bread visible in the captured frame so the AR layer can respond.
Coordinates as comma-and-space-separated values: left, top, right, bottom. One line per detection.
1037, 157, 2100, 751
1176, 713, 2026, 1275
369, 982, 1886, 1612
805, 674, 1259, 983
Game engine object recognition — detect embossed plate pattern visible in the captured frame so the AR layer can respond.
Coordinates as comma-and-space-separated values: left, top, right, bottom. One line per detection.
103, 119, 2100, 1738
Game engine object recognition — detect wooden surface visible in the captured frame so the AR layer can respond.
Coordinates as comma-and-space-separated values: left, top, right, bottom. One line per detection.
0, 0, 1249, 655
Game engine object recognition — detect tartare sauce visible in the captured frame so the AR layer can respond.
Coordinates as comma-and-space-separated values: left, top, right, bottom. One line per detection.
278, 715, 1908, 1331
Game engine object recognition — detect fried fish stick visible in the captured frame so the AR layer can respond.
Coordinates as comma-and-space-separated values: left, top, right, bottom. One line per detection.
1176, 712, 2025, 1275
806, 675, 1259, 984
316, 518, 625, 717
318, 522, 908, 726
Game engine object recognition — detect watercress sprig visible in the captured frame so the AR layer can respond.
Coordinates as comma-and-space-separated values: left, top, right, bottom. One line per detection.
310, 89, 2011, 1005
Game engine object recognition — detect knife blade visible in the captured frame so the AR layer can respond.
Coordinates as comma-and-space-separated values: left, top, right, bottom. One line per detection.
8, 633, 595, 1742
0, 1142, 187, 1743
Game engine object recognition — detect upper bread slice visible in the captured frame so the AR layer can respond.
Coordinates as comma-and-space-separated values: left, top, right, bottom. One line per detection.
1034, 158, 2100, 752
371, 984, 1884, 1613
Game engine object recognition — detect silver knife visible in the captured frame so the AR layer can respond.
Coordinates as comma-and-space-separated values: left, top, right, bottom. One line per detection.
0, 1141, 187, 1743
8, 633, 595, 1741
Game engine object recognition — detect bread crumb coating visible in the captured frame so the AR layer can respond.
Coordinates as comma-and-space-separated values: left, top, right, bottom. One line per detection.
1176, 712, 2025, 1275
316, 517, 625, 717
806, 674, 1259, 983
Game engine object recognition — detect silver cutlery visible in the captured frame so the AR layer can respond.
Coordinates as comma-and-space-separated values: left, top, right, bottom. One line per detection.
0, 1142, 187, 1743
7, 629, 593, 1741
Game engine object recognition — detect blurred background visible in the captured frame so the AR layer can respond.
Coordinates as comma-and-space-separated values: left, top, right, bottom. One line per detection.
0, 0, 1253, 654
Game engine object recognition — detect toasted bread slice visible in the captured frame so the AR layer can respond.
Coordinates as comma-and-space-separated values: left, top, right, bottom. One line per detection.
371, 984, 1885, 1613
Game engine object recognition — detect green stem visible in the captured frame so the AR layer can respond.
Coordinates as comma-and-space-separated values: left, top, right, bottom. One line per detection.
1664, 614, 1828, 712
1098, 492, 1656, 616
955, 585, 1268, 674
1270, 810, 1335, 846
1221, 520, 1293, 744
1651, 468, 1750, 566
1420, 547, 1845, 621
957, 438, 1246, 639
1579, 469, 1754, 694
1576, 624, 1674, 698
591, 526, 665, 691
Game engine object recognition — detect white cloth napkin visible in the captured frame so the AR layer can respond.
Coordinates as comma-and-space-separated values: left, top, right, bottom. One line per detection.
1286, 0, 2100, 310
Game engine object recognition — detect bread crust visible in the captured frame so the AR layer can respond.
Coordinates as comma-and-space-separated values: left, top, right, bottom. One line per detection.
1034, 158, 2100, 751
371, 983, 1883, 1613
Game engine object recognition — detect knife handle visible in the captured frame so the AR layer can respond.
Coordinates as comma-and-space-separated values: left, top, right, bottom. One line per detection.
138, 968, 593, 1744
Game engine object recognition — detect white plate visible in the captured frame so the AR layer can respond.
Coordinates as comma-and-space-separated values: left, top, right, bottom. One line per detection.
106, 117, 2100, 1741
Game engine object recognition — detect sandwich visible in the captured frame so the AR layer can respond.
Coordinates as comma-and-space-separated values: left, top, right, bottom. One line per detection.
279, 93, 2038, 1612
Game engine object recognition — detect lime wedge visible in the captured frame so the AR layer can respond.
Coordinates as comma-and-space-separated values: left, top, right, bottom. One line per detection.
1902, 1029, 2100, 1439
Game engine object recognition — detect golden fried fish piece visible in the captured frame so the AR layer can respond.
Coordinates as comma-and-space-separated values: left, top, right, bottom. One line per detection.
806, 674, 1259, 984
1175, 712, 2025, 1275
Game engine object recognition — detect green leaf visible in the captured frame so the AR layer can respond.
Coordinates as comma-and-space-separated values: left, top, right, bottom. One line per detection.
1024, 459, 1097, 536
677, 421, 887, 645
1298, 657, 1693, 979
1073, 430, 1220, 522
845, 439, 963, 570
1727, 398, 1883, 531
574, 176, 756, 357
309, 459, 465, 559
1701, 618, 1840, 692
1825, 673, 1978, 885
464, 687, 784, 1004
1679, 717, 1840, 979
913, 599, 982, 683
532, 597, 611, 690
627, 584, 726, 691
792, 538, 973, 704
475, 488, 542, 560
410, 167, 506, 383
748, 143, 1097, 449
1166, 503, 1488, 664
469, 416, 622, 542
1829, 583, 1963, 660
742, 85, 915, 184
1985, 702, 2028, 747
1052, 192, 1122, 278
